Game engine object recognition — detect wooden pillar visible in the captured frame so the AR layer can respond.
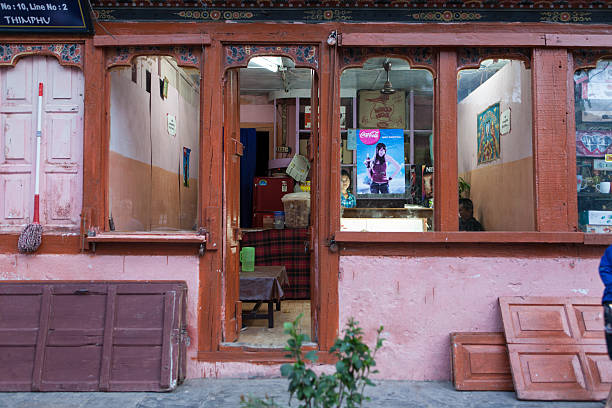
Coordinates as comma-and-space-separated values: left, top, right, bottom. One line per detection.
532, 48, 572, 231
566, 53, 578, 232
82, 39, 106, 230
435, 50, 458, 231
317, 42, 340, 350
198, 40, 224, 352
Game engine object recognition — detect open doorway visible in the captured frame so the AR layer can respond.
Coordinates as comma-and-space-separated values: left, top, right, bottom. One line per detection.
226, 56, 315, 347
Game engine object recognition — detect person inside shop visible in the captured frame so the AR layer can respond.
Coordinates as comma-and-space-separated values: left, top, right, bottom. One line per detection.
341, 170, 356, 208
364, 142, 401, 194
459, 198, 484, 231
599, 245, 612, 408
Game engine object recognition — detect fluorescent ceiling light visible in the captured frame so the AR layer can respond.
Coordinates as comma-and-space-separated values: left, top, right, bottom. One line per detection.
249, 57, 283, 72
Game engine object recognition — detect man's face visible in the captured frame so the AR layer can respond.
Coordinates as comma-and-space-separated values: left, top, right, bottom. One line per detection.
459, 205, 472, 221
341, 175, 351, 191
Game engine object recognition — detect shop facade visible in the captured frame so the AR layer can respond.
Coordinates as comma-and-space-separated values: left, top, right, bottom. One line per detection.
1, 0, 611, 381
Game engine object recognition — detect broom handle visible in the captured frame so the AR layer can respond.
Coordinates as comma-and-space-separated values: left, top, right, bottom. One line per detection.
34, 83, 42, 223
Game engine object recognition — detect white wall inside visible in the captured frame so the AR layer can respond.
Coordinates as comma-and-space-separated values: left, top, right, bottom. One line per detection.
458, 60, 532, 174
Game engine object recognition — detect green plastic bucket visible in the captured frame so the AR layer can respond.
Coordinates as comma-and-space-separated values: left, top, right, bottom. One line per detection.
240, 246, 255, 271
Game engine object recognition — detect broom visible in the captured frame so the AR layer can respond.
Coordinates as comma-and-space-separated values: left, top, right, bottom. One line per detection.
18, 83, 44, 253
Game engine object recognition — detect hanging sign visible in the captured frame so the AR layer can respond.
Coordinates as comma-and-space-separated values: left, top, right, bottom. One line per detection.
167, 114, 176, 136
0, 0, 93, 33
500, 108, 511, 135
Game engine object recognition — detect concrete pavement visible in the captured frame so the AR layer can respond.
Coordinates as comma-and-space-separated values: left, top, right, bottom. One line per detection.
0, 379, 605, 408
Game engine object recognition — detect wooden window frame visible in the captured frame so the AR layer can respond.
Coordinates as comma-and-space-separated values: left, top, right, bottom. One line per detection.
332, 37, 612, 246
84, 36, 207, 245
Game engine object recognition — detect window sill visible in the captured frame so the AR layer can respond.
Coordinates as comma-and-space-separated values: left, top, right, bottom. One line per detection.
86, 232, 206, 244
333, 231, 609, 244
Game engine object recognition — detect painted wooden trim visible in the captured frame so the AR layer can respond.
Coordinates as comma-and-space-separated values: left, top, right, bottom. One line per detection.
584, 234, 612, 246
457, 47, 531, 71
572, 49, 612, 71
333, 231, 584, 243
545, 34, 612, 48
197, 350, 336, 364
86, 233, 206, 243
0, 234, 81, 254
223, 44, 319, 69
336, 241, 607, 259
94, 34, 211, 47
339, 47, 435, 73
218, 344, 317, 353
0, 43, 84, 68
435, 50, 458, 231
341, 33, 546, 47
105, 46, 201, 69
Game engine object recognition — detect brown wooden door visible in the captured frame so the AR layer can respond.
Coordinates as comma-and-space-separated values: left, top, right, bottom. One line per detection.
222, 69, 242, 343
0, 281, 187, 392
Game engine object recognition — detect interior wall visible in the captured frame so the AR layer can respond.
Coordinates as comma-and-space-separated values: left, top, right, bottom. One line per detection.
240, 95, 274, 123
109, 70, 152, 231
457, 60, 534, 231
109, 57, 200, 231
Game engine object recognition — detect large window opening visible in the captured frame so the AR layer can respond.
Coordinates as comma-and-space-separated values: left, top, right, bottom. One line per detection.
575, 59, 612, 234
109, 56, 200, 232
339, 57, 434, 232
457, 59, 534, 231
232, 56, 314, 347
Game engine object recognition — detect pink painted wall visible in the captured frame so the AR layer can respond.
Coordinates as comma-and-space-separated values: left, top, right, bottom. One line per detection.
240, 99, 274, 124
0, 252, 605, 380
339, 255, 603, 380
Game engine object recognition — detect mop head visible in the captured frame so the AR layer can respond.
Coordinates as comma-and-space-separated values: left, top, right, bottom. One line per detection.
18, 223, 43, 253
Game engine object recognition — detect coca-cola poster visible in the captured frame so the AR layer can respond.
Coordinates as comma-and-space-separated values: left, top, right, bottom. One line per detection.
358, 90, 406, 129
356, 128, 405, 195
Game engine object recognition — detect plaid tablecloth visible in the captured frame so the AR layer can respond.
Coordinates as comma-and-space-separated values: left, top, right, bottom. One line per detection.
241, 228, 310, 299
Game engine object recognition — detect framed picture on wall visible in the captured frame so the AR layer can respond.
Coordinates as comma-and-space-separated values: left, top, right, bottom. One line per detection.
358, 90, 406, 129
477, 102, 501, 165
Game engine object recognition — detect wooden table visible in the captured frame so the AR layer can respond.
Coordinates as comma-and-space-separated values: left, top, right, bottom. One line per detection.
240, 265, 289, 328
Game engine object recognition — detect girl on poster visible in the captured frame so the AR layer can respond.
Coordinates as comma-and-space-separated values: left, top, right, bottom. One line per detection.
364, 142, 401, 194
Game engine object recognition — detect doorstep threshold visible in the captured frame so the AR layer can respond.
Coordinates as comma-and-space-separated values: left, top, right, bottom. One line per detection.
220, 341, 317, 350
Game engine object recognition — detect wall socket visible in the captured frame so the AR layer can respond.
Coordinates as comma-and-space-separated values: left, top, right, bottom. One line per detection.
276, 146, 290, 153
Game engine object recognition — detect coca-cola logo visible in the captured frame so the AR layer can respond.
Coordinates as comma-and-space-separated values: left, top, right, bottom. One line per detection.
359, 129, 380, 145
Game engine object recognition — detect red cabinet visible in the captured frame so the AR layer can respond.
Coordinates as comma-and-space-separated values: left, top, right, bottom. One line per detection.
0, 281, 187, 392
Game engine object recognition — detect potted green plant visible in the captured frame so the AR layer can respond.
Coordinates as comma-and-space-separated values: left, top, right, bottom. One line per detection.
458, 177, 471, 199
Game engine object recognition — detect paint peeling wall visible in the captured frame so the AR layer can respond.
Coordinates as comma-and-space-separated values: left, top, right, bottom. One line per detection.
0, 252, 605, 380
338, 255, 603, 380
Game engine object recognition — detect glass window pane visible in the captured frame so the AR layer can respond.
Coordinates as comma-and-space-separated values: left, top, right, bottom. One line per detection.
575, 60, 612, 233
457, 59, 534, 231
109, 56, 200, 232
339, 56, 434, 232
